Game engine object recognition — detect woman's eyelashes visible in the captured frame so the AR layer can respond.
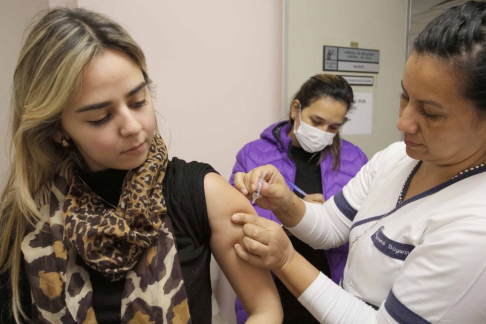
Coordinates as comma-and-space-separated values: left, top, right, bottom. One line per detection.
400, 92, 440, 120
399, 92, 409, 102
88, 99, 148, 127
89, 113, 111, 127
399, 93, 439, 120
310, 118, 325, 127
131, 99, 147, 109
418, 108, 440, 120
310, 118, 340, 132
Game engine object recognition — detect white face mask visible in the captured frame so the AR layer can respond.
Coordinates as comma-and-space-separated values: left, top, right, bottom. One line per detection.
294, 107, 336, 153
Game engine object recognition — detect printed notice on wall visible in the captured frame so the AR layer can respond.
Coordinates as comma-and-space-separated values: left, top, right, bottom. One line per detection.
341, 92, 373, 135
324, 46, 379, 73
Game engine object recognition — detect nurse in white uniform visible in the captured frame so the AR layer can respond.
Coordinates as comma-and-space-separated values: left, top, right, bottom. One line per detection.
231, 1, 486, 323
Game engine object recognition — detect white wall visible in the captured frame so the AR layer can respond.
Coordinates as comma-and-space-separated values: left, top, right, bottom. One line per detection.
0, 1, 282, 322
286, 0, 409, 158
0, 1, 410, 322
0, 0, 50, 185
76, 0, 284, 180
0, 0, 283, 181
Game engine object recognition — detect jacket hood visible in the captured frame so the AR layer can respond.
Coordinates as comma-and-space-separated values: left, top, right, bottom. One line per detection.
260, 120, 293, 153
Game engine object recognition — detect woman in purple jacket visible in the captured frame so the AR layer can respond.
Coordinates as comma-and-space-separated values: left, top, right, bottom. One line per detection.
230, 74, 368, 324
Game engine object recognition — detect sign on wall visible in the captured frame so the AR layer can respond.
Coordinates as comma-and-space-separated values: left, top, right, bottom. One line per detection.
342, 75, 374, 86
341, 92, 373, 135
324, 46, 379, 73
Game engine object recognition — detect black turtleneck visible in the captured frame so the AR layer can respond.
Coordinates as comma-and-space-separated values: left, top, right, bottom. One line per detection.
79, 169, 128, 323
81, 168, 128, 207
289, 144, 322, 198
275, 144, 332, 324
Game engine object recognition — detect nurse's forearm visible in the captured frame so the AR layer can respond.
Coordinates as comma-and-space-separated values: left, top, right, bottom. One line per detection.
274, 252, 377, 324
272, 192, 307, 228
272, 250, 320, 297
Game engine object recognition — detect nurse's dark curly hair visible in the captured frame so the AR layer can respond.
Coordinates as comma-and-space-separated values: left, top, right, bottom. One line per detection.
413, 0, 486, 117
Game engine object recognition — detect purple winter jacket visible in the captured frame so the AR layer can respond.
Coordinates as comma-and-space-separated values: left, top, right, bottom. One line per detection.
229, 121, 368, 323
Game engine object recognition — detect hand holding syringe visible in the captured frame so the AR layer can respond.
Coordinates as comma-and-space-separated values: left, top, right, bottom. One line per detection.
251, 171, 267, 204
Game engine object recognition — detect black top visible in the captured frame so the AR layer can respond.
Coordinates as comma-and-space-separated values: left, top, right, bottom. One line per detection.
275, 145, 332, 324
0, 157, 216, 324
289, 145, 323, 199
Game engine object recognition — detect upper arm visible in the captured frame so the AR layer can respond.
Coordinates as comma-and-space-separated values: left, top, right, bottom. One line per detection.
204, 173, 281, 316
287, 199, 351, 249
341, 143, 401, 213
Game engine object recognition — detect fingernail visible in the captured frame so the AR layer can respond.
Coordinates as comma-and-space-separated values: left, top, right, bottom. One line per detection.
231, 214, 239, 222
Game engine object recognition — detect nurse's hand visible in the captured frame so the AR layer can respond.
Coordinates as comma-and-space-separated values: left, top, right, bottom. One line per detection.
233, 165, 294, 213
231, 212, 295, 272
303, 193, 325, 204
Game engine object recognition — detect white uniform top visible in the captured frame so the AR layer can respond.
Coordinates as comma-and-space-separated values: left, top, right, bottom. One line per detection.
288, 142, 486, 324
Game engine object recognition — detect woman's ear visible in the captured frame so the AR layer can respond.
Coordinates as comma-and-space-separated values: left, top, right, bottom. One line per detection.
290, 100, 300, 120
52, 129, 71, 148
52, 129, 64, 144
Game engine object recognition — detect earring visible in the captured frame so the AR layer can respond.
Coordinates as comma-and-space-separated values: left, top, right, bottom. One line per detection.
61, 137, 70, 147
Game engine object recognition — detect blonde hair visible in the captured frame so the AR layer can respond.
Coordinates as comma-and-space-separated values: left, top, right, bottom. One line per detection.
0, 7, 151, 322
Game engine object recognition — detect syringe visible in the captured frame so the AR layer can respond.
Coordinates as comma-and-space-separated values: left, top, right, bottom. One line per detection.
252, 171, 267, 204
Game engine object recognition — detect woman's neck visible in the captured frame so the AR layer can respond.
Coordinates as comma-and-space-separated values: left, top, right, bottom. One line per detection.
287, 127, 300, 148
404, 151, 486, 201
423, 149, 486, 181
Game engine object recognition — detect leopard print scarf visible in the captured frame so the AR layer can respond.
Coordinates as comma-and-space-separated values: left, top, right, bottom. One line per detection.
21, 133, 191, 323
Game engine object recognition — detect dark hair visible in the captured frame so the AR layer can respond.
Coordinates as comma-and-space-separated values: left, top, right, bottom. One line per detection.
289, 74, 354, 171
413, 1, 486, 117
